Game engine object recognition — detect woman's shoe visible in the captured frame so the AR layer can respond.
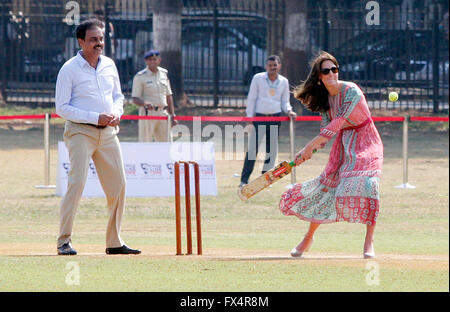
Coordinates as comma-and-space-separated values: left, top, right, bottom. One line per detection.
363, 252, 376, 259
363, 241, 375, 259
290, 236, 314, 258
290, 247, 303, 257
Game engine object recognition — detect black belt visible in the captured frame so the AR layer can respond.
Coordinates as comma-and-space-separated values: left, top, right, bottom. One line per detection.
154, 106, 166, 111
145, 106, 167, 114
255, 112, 282, 117
78, 123, 107, 129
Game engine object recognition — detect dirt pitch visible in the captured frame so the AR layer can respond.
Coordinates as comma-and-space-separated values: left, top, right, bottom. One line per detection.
1, 242, 447, 272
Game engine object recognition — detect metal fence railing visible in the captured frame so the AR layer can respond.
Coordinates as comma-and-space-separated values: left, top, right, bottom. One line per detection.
181, 0, 284, 108
307, 1, 449, 112
2, 113, 447, 190
0, 0, 448, 112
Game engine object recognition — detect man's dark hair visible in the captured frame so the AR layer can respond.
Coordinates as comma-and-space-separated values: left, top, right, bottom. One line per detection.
266, 55, 281, 64
76, 18, 104, 40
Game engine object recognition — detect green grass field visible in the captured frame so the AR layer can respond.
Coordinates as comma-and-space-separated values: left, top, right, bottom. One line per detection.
0, 108, 448, 292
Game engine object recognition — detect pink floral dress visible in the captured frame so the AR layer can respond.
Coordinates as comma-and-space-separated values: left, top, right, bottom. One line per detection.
280, 81, 383, 225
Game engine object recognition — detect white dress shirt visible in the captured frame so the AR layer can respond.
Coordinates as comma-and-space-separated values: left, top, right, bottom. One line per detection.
55, 51, 124, 125
246, 72, 292, 117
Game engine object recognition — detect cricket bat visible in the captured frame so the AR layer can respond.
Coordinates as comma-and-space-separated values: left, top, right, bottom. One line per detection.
237, 160, 296, 201
237, 150, 316, 201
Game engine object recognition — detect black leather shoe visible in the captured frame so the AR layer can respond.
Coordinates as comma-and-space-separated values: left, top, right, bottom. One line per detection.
106, 245, 141, 255
57, 242, 77, 255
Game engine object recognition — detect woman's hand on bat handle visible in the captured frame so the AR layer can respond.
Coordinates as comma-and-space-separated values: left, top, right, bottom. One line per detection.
294, 147, 317, 166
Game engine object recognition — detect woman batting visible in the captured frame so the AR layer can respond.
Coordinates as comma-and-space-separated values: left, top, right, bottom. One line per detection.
280, 51, 383, 259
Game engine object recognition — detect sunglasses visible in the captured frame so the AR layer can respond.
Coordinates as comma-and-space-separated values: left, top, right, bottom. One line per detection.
320, 66, 339, 75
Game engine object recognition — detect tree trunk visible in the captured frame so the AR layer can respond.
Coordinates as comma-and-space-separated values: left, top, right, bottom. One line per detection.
153, 0, 183, 107
283, 0, 309, 115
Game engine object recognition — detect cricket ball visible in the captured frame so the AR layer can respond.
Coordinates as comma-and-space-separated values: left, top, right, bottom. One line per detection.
389, 91, 399, 102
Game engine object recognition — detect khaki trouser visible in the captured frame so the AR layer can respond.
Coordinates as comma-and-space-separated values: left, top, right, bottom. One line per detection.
138, 106, 169, 142
57, 121, 126, 248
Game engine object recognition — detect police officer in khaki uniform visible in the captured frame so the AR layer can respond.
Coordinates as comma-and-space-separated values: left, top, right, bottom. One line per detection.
132, 49, 176, 142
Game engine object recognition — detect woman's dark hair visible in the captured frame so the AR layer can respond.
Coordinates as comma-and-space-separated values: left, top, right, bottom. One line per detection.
293, 51, 339, 113
76, 18, 104, 40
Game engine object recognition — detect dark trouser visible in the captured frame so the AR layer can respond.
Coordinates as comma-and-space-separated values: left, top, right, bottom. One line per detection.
240, 113, 281, 184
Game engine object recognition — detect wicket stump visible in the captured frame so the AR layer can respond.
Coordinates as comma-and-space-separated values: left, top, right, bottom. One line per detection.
174, 161, 202, 255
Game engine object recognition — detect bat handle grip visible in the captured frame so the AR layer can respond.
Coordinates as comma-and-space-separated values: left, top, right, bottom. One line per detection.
290, 149, 317, 167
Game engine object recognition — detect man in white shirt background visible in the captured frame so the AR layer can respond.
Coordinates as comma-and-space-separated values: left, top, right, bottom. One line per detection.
55, 18, 140, 255
239, 55, 297, 187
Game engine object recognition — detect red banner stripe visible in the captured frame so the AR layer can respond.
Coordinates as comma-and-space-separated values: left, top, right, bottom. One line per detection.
410, 116, 449, 122
0, 114, 448, 123
372, 116, 405, 122
121, 115, 168, 120
0, 114, 47, 120
176, 116, 291, 122
295, 116, 322, 121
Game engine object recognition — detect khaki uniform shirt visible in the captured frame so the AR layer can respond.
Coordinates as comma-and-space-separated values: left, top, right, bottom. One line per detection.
131, 66, 172, 108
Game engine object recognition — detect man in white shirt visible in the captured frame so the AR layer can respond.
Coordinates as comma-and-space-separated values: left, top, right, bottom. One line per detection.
239, 55, 297, 187
55, 18, 140, 255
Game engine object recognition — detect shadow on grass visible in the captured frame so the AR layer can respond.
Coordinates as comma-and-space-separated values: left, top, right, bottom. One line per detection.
215, 256, 364, 261
27, 195, 58, 199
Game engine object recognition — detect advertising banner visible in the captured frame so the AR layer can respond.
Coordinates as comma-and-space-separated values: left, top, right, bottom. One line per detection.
56, 142, 217, 197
